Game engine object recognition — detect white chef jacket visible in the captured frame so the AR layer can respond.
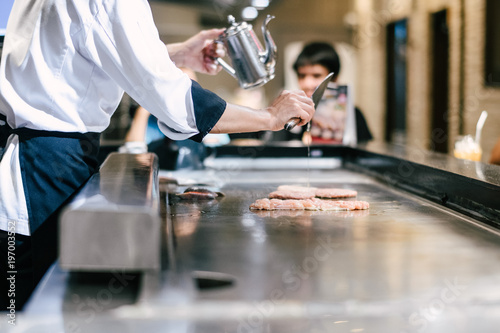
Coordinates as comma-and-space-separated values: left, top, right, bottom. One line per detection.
0, 0, 225, 235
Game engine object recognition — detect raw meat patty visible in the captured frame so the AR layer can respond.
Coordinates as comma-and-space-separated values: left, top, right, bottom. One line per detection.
250, 198, 369, 211
315, 188, 357, 198
269, 189, 316, 200
275, 185, 357, 199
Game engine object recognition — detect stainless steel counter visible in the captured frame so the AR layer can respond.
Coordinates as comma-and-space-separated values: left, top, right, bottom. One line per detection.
8, 145, 500, 333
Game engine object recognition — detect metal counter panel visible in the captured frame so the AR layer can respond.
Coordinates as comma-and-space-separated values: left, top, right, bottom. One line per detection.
59, 153, 161, 271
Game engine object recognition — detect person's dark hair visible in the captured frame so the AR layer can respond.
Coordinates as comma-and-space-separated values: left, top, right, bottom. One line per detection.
293, 42, 340, 80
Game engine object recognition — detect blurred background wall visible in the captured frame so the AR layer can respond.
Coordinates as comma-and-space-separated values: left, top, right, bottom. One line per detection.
352, 0, 500, 162
110, 0, 499, 163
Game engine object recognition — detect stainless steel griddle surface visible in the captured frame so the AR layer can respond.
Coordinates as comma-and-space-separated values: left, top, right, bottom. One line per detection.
151, 167, 500, 331
18, 167, 500, 333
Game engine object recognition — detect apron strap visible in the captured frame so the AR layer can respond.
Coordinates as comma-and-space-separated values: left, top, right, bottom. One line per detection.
0, 114, 10, 160
12, 127, 98, 140
0, 113, 9, 143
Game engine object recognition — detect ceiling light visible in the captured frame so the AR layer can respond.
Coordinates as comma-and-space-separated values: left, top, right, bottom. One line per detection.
241, 6, 258, 20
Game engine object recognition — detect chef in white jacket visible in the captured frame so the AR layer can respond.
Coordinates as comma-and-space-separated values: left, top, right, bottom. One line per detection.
0, 0, 314, 309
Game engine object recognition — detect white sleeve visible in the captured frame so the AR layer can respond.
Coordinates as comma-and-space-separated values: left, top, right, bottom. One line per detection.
81, 0, 199, 140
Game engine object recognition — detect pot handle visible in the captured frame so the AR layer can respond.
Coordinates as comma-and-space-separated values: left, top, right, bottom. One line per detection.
215, 58, 237, 79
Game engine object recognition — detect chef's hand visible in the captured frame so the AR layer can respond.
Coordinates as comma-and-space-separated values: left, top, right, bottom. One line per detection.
266, 90, 315, 131
210, 90, 314, 134
167, 29, 225, 75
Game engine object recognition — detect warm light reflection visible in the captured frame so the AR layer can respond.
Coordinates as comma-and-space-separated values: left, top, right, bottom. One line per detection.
241, 216, 268, 243
170, 201, 220, 237
242, 218, 256, 227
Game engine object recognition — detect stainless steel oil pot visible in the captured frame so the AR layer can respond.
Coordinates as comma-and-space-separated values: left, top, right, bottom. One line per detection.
216, 15, 276, 89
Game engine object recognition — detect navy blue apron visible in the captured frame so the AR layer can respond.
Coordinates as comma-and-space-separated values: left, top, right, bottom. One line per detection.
1, 113, 100, 309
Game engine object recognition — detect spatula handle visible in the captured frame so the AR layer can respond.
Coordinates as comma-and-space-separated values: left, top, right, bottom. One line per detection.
284, 117, 300, 131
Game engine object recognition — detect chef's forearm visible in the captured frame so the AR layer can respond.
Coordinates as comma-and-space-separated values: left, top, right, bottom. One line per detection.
210, 103, 273, 134
210, 90, 315, 134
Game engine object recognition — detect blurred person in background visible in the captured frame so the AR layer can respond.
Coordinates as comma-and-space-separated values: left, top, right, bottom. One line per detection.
286, 42, 372, 144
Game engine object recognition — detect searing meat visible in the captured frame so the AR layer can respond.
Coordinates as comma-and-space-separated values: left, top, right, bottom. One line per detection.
275, 185, 357, 199
250, 198, 369, 211
176, 187, 224, 200
272, 185, 316, 199
252, 209, 370, 219
269, 189, 316, 200
313, 198, 369, 210
315, 188, 357, 198
250, 198, 305, 210
252, 209, 315, 218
